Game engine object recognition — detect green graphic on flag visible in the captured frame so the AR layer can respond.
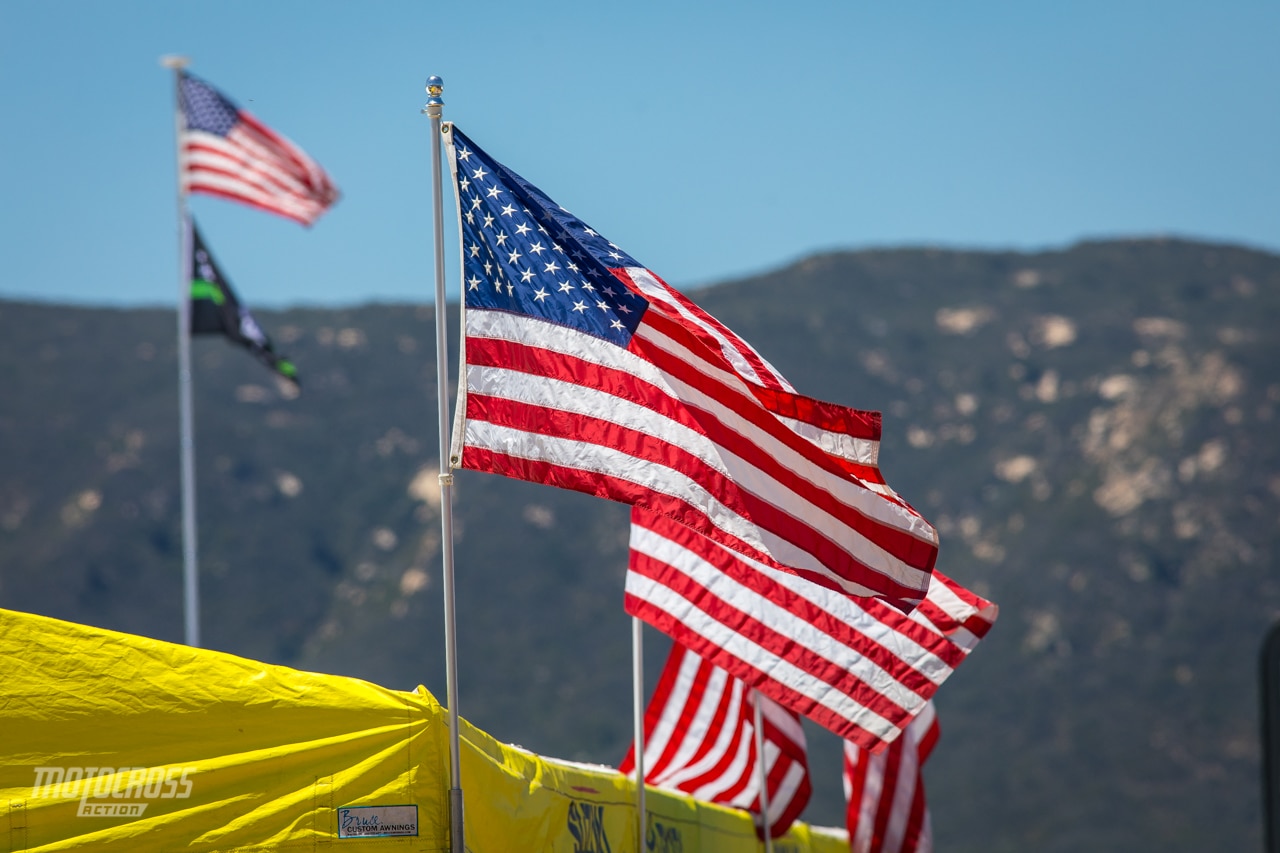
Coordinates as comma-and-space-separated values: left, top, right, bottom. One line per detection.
188, 217, 299, 385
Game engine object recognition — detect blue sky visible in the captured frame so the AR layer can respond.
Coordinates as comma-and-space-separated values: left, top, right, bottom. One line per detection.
2, 1, 1277, 307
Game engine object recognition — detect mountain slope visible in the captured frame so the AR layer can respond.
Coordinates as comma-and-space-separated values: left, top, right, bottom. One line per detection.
1, 237, 1276, 850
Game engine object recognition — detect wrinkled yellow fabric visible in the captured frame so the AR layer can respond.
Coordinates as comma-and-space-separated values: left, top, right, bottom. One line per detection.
0, 609, 846, 852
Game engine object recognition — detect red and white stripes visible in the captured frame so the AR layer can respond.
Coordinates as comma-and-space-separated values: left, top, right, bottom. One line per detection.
625, 508, 996, 748
844, 700, 940, 853
619, 642, 811, 838
179, 79, 338, 226
460, 294, 938, 611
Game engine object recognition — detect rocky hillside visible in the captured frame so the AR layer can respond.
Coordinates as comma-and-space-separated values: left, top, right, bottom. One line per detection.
1, 237, 1277, 850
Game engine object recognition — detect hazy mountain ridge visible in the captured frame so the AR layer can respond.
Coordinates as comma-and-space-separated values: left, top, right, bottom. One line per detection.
2, 237, 1277, 850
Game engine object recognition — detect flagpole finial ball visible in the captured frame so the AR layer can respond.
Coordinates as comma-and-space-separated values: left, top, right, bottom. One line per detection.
424, 76, 444, 116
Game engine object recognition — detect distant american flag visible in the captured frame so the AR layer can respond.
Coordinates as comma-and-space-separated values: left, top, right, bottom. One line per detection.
844, 700, 940, 853
178, 72, 338, 226
619, 642, 811, 840
445, 124, 938, 612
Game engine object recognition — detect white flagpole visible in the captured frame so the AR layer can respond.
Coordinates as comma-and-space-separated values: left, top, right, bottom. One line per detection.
162, 54, 200, 648
753, 690, 774, 852
632, 616, 647, 848
423, 75, 465, 853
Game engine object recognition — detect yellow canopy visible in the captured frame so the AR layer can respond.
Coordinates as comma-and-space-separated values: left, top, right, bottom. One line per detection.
0, 608, 846, 851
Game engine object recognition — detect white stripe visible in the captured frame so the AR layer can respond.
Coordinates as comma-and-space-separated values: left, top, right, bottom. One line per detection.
635, 318, 937, 554
852, 747, 885, 853
463, 416, 784, 564
184, 137, 313, 197
880, 736, 921, 853
688, 725, 754, 804
761, 696, 806, 747
768, 760, 808, 821
630, 526, 940, 712
640, 648, 808, 825
633, 524, 953, 687
626, 267, 792, 390
914, 580, 998, 643
470, 305, 927, 550
652, 666, 738, 790
625, 570, 901, 742
639, 651, 701, 775
775, 414, 881, 467
183, 133, 323, 212
183, 168, 319, 219
467, 309, 932, 595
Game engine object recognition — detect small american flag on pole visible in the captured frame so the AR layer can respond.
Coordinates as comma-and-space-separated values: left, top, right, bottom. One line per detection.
445, 124, 938, 612
178, 72, 339, 226
844, 700, 941, 853
619, 641, 811, 840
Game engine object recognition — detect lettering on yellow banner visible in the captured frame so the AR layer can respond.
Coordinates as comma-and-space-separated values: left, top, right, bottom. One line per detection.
567, 801, 613, 853
645, 814, 683, 853
30, 766, 196, 818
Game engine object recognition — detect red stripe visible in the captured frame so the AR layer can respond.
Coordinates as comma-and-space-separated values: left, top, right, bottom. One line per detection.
628, 508, 996, 749
618, 268, 793, 392
901, 779, 929, 853
623, 643, 810, 837
633, 512, 971, 677
625, 590, 876, 744
464, 343, 929, 604
626, 548, 922, 726
236, 117, 315, 178
844, 741, 871, 845
462, 439, 857, 600
185, 138, 317, 202
754, 383, 882, 442
845, 703, 938, 852
178, 183, 315, 227
636, 314, 937, 577
870, 737, 904, 849
655, 662, 730, 784
625, 591, 892, 749
464, 307, 937, 608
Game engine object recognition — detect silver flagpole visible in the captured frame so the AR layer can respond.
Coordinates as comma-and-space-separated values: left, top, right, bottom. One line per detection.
753, 690, 774, 853
162, 54, 200, 648
632, 616, 647, 848
423, 75, 465, 853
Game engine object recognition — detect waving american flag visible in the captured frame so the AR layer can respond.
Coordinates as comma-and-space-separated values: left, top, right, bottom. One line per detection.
178, 72, 338, 226
619, 641, 811, 840
844, 700, 941, 853
445, 124, 938, 612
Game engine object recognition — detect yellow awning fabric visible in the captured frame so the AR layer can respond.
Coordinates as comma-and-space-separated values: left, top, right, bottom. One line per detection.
0, 608, 847, 852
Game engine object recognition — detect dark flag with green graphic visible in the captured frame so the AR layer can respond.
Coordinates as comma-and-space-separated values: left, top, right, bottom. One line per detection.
188, 216, 299, 385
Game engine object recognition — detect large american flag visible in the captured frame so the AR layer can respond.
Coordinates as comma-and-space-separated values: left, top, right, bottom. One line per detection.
623, 363, 994, 748
178, 72, 339, 226
843, 700, 940, 853
627, 508, 995, 749
445, 124, 937, 612
618, 642, 811, 839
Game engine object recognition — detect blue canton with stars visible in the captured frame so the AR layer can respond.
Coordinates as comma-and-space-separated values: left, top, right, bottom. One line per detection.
179, 72, 241, 137
449, 126, 649, 347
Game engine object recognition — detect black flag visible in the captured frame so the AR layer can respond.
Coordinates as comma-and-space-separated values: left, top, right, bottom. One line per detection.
187, 216, 299, 385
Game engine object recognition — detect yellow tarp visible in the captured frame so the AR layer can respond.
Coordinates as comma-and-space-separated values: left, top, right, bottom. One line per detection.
0, 608, 847, 852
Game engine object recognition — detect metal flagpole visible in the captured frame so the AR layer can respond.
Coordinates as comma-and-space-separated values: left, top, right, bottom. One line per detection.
753, 690, 774, 853
162, 54, 200, 649
423, 75, 465, 853
632, 616, 647, 848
